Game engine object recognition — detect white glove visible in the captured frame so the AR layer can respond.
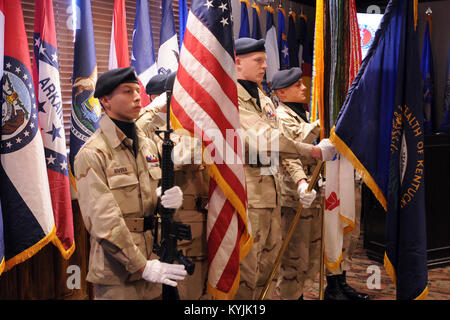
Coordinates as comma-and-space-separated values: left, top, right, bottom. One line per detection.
141, 260, 187, 287
297, 182, 317, 208
317, 139, 337, 161
156, 186, 183, 209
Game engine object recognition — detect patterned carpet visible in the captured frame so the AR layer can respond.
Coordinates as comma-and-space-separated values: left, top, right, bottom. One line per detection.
299, 237, 450, 300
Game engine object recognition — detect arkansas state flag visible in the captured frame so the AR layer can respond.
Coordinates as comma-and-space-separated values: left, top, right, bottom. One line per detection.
1, 0, 55, 271
32, 0, 74, 259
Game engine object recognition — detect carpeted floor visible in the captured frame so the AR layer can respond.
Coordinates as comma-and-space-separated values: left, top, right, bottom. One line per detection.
298, 237, 450, 300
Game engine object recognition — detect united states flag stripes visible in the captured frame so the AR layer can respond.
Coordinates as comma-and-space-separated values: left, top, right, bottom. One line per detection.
171, 0, 252, 299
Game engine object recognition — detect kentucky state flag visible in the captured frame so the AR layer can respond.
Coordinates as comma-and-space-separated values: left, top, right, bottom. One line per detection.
421, 14, 434, 135
330, 0, 428, 299
437, 43, 450, 133
69, 0, 101, 190
33, 0, 74, 260
1, 0, 55, 271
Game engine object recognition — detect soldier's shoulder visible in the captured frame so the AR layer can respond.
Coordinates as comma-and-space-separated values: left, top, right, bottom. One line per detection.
76, 130, 109, 158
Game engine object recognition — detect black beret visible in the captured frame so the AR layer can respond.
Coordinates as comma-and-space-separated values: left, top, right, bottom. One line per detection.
235, 37, 265, 55
271, 67, 303, 90
146, 73, 168, 95
94, 66, 139, 98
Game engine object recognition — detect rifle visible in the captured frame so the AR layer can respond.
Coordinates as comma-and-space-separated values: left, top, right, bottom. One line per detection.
153, 72, 195, 300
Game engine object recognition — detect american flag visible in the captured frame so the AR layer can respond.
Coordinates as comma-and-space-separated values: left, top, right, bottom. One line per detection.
171, 0, 252, 299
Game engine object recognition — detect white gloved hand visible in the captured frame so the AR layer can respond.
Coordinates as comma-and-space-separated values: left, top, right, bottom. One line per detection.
317, 139, 337, 161
297, 182, 317, 208
141, 260, 187, 287
156, 186, 183, 209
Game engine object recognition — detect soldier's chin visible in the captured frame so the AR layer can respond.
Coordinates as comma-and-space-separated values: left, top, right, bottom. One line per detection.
255, 75, 264, 83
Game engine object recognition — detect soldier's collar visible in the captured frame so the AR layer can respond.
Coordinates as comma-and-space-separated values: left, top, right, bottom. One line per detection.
100, 115, 127, 149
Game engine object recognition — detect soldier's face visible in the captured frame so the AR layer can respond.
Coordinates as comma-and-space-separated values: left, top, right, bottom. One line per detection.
236, 52, 267, 84
100, 83, 142, 122
276, 78, 308, 103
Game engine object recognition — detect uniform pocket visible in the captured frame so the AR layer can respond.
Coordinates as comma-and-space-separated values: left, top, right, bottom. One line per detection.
246, 170, 277, 208
147, 166, 161, 180
106, 167, 140, 214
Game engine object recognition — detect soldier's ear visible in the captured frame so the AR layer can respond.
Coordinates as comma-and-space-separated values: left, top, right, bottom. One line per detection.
275, 89, 285, 100
99, 96, 111, 111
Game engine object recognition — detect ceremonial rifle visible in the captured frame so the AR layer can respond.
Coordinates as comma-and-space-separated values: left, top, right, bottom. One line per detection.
153, 72, 195, 300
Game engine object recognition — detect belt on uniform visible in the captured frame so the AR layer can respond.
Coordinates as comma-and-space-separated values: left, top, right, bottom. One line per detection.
124, 216, 154, 233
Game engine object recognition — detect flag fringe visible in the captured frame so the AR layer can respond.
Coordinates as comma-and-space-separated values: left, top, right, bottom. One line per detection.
240, 0, 250, 7
325, 251, 343, 272
4, 225, 57, 272
384, 252, 429, 300
251, 4, 260, 16
264, 6, 274, 14
52, 236, 76, 260
339, 214, 355, 234
330, 127, 387, 211
207, 269, 241, 300
414, 285, 429, 300
0, 257, 5, 276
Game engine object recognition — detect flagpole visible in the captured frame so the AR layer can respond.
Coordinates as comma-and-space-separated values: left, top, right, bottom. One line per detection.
318, 169, 326, 300
258, 160, 324, 300
319, 0, 332, 300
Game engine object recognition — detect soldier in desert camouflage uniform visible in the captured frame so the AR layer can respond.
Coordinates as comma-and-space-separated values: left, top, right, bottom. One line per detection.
270, 68, 323, 300
136, 73, 210, 300
233, 39, 323, 300
74, 67, 186, 300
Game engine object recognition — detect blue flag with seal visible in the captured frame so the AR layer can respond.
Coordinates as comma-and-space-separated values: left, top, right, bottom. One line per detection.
330, 0, 428, 300
69, 0, 101, 190
238, 0, 250, 38
251, 3, 262, 40
277, 7, 289, 69
421, 14, 434, 135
